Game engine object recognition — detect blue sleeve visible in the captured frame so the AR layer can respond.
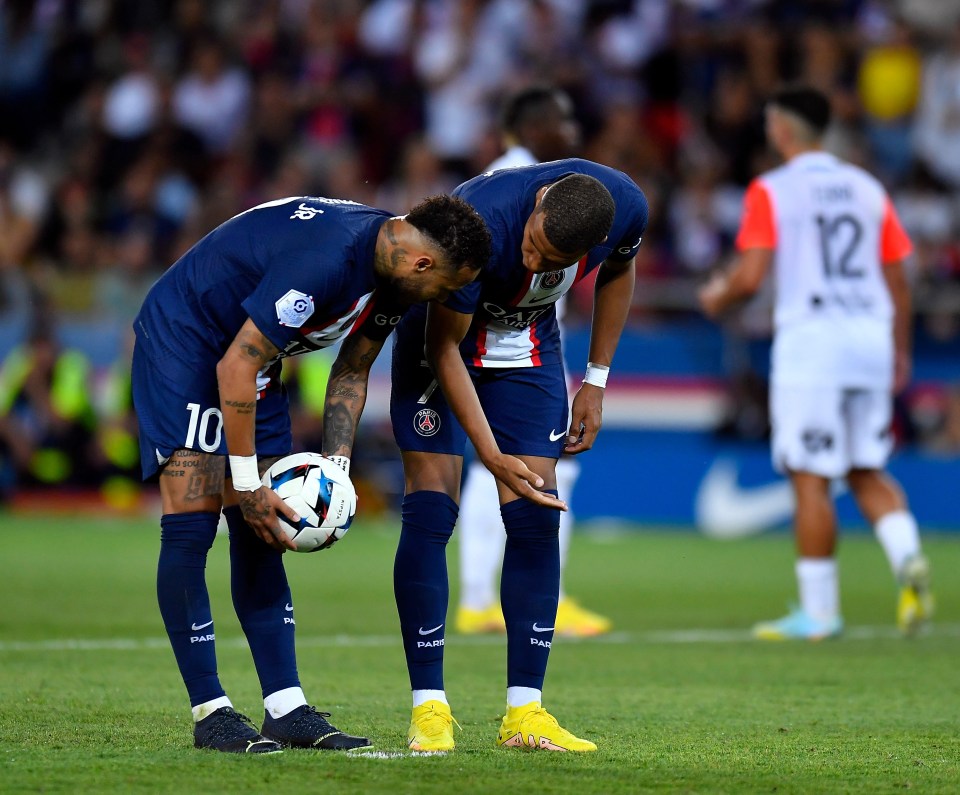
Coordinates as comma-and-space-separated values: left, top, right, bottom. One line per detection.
607, 188, 649, 262
241, 252, 346, 351
352, 292, 408, 341
440, 280, 481, 315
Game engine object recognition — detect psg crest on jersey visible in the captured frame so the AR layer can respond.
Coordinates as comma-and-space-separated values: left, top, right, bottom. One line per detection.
540, 271, 564, 289
414, 408, 441, 436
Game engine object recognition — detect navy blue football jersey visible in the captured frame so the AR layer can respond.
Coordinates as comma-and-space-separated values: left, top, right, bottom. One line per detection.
444, 159, 648, 368
134, 197, 399, 385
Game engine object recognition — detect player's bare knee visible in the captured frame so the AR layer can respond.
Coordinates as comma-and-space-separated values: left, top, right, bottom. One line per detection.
847, 468, 906, 510
788, 470, 830, 497
401, 451, 461, 500
516, 456, 557, 491
160, 449, 225, 514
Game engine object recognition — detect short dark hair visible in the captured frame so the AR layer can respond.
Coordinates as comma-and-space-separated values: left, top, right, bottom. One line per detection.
770, 85, 831, 134
501, 86, 572, 135
539, 174, 615, 254
407, 195, 492, 272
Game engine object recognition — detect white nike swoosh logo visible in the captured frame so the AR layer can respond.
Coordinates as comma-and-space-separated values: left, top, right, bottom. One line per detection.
695, 459, 847, 539
532, 623, 554, 632
191, 620, 213, 631
527, 291, 563, 305
549, 430, 566, 442
418, 624, 443, 636
285, 603, 293, 612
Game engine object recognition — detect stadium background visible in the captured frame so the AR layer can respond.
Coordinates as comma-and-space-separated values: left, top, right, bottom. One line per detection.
1, 0, 958, 531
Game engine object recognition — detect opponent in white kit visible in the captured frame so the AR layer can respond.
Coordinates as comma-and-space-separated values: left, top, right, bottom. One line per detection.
699, 85, 933, 640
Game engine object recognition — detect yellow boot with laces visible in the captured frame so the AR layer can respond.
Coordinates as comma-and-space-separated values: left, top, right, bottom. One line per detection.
407, 700, 459, 752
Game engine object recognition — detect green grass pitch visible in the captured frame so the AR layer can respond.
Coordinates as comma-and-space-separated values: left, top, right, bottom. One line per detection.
1, 513, 957, 793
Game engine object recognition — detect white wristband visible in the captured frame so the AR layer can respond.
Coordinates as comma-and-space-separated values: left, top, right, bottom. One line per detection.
229, 455, 261, 492
583, 362, 610, 389
328, 455, 350, 475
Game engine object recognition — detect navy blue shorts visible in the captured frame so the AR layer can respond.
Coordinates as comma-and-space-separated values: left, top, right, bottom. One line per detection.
390, 331, 568, 459
132, 338, 292, 481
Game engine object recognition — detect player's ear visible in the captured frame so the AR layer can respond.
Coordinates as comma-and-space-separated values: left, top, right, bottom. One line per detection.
414, 256, 433, 273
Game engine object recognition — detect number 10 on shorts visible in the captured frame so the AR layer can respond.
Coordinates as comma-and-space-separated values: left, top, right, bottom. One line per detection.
185, 403, 223, 452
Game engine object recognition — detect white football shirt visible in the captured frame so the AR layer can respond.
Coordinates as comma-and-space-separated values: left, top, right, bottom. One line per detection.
736, 152, 913, 388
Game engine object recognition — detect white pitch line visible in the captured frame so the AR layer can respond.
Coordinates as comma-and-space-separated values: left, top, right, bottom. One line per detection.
1, 624, 958, 653
348, 750, 448, 760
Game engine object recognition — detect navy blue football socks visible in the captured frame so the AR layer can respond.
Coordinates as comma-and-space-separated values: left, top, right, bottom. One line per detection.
224, 506, 301, 698
157, 512, 224, 707
500, 493, 561, 691
394, 491, 459, 691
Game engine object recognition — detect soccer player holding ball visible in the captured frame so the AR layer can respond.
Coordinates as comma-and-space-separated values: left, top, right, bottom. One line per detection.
132, 195, 490, 752
699, 86, 934, 640
391, 160, 648, 752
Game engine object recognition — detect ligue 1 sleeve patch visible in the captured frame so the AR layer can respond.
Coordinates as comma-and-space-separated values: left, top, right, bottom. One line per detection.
275, 289, 315, 327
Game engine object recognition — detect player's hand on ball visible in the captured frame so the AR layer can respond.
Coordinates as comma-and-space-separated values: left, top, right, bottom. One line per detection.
238, 487, 300, 552
487, 454, 567, 511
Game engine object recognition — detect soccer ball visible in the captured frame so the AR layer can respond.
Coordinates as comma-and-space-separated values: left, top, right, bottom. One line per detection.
261, 452, 357, 552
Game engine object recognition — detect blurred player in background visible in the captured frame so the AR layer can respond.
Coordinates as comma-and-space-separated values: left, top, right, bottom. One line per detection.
391, 160, 647, 752
132, 194, 489, 753
699, 86, 934, 641
456, 87, 612, 638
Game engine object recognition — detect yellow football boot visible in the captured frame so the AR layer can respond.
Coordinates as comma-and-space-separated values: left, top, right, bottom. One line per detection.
554, 597, 612, 637
898, 554, 934, 637
407, 700, 458, 752
455, 603, 506, 634
495, 702, 596, 752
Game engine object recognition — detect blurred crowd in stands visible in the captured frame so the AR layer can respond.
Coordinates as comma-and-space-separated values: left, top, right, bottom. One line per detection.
2, 0, 960, 500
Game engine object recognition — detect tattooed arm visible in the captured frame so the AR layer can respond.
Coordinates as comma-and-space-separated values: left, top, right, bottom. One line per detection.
321, 332, 385, 460
217, 318, 297, 551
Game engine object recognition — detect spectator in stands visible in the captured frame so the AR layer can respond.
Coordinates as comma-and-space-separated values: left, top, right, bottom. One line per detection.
913, 22, 960, 190
0, 139, 48, 270
172, 36, 251, 156
857, 17, 922, 183
0, 319, 97, 490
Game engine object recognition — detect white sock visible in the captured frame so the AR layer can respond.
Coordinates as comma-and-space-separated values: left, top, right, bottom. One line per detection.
192, 695, 232, 723
458, 462, 505, 610
413, 689, 448, 707
796, 558, 839, 621
874, 510, 921, 579
264, 686, 307, 719
506, 686, 542, 708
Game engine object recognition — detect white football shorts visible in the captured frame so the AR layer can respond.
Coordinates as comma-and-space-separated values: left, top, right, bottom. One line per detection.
770, 383, 894, 478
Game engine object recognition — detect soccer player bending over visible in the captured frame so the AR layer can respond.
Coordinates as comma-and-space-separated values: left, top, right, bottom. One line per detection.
132, 195, 490, 752
391, 160, 648, 751
455, 86, 613, 639
699, 85, 933, 641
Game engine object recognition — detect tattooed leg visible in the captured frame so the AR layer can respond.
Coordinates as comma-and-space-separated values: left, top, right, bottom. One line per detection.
159, 450, 225, 515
